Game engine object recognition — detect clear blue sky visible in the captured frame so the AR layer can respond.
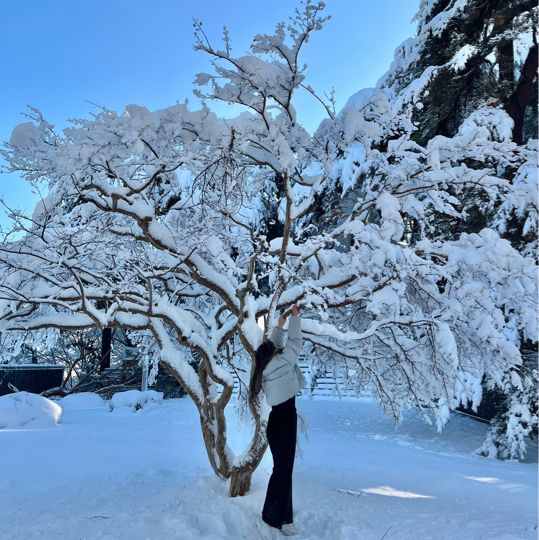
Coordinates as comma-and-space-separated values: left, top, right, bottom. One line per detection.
0, 0, 418, 229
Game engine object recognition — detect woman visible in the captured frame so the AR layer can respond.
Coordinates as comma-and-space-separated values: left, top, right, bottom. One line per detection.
251, 304, 306, 537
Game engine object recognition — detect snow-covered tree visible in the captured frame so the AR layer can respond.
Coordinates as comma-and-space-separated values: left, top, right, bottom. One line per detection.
379, 0, 538, 145
0, 326, 153, 397
375, 0, 538, 458
0, 1, 536, 495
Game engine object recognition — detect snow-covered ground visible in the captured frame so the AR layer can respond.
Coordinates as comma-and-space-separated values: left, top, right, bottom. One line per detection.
0, 395, 536, 540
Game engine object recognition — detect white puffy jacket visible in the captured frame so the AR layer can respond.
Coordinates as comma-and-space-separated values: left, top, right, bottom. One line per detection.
262, 316, 306, 406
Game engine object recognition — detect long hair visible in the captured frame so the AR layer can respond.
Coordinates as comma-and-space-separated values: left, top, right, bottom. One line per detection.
249, 340, 277, 401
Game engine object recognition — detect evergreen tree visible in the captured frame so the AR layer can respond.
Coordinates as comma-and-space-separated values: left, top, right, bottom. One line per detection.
379, 0, 538, 146
375, 0, 539, 458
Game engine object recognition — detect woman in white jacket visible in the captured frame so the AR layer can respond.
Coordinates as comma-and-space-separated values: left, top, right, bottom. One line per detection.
250, 304, 306, 537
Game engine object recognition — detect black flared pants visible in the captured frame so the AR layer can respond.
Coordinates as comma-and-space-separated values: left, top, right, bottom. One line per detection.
262, 396, 297, 529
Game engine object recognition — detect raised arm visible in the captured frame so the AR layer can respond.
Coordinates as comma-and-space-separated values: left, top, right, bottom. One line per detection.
283, 305, 302, 364
269, 326, 286, 349
269, 312, 287, 349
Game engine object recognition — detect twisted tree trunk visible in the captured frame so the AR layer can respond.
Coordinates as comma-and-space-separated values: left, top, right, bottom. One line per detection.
163, 353, 268, 497
505, 43, 538, 145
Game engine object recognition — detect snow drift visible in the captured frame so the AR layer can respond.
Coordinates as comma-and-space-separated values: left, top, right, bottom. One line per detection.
0, 391, 62, 429
108, 390, 164, 412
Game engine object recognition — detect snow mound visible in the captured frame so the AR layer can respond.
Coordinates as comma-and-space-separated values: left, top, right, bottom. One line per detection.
108, 390, 164, 412
0, 391, 62, 429
58, 392, 106, 410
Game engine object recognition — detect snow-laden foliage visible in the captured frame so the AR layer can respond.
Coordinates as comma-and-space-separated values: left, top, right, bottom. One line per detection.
0, 327, 60, 363
374, 0, 538, 460
478, 364, 538, 460
0, 1, 536, 484
492, 139, 538, 257
310, 96, 538, 433
378, 0, 538, 145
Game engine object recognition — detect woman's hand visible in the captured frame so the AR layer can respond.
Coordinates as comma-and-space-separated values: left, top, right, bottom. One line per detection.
291, 303, 300, 317
278, 313, 287, 328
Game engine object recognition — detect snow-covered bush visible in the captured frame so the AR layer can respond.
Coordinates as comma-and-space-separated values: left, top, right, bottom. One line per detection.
59, 392, 106, 410
0, 392, 62, 429
108, 390, 164, 412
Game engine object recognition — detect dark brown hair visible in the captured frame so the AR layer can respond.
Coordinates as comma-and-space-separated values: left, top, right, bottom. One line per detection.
249, 340, 277, 401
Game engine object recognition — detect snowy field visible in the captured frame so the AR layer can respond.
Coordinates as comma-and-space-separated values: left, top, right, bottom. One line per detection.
0, 394, 536, 540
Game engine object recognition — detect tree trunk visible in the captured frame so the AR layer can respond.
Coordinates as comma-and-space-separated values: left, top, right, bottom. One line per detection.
160, 344, 269, 497
505, 44, 538, 144
230, 467, 255, 497
227, 396, 269, 496
228, 433, 268, 496
493, 13, 514, 89
99, 327, 113, 372
197, 409, 268, 497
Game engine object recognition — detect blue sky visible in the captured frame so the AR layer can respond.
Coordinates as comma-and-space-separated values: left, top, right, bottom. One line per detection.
0, 0, 417, 229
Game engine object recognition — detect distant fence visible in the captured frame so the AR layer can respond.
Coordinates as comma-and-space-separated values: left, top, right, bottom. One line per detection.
297, 359, 359, 397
